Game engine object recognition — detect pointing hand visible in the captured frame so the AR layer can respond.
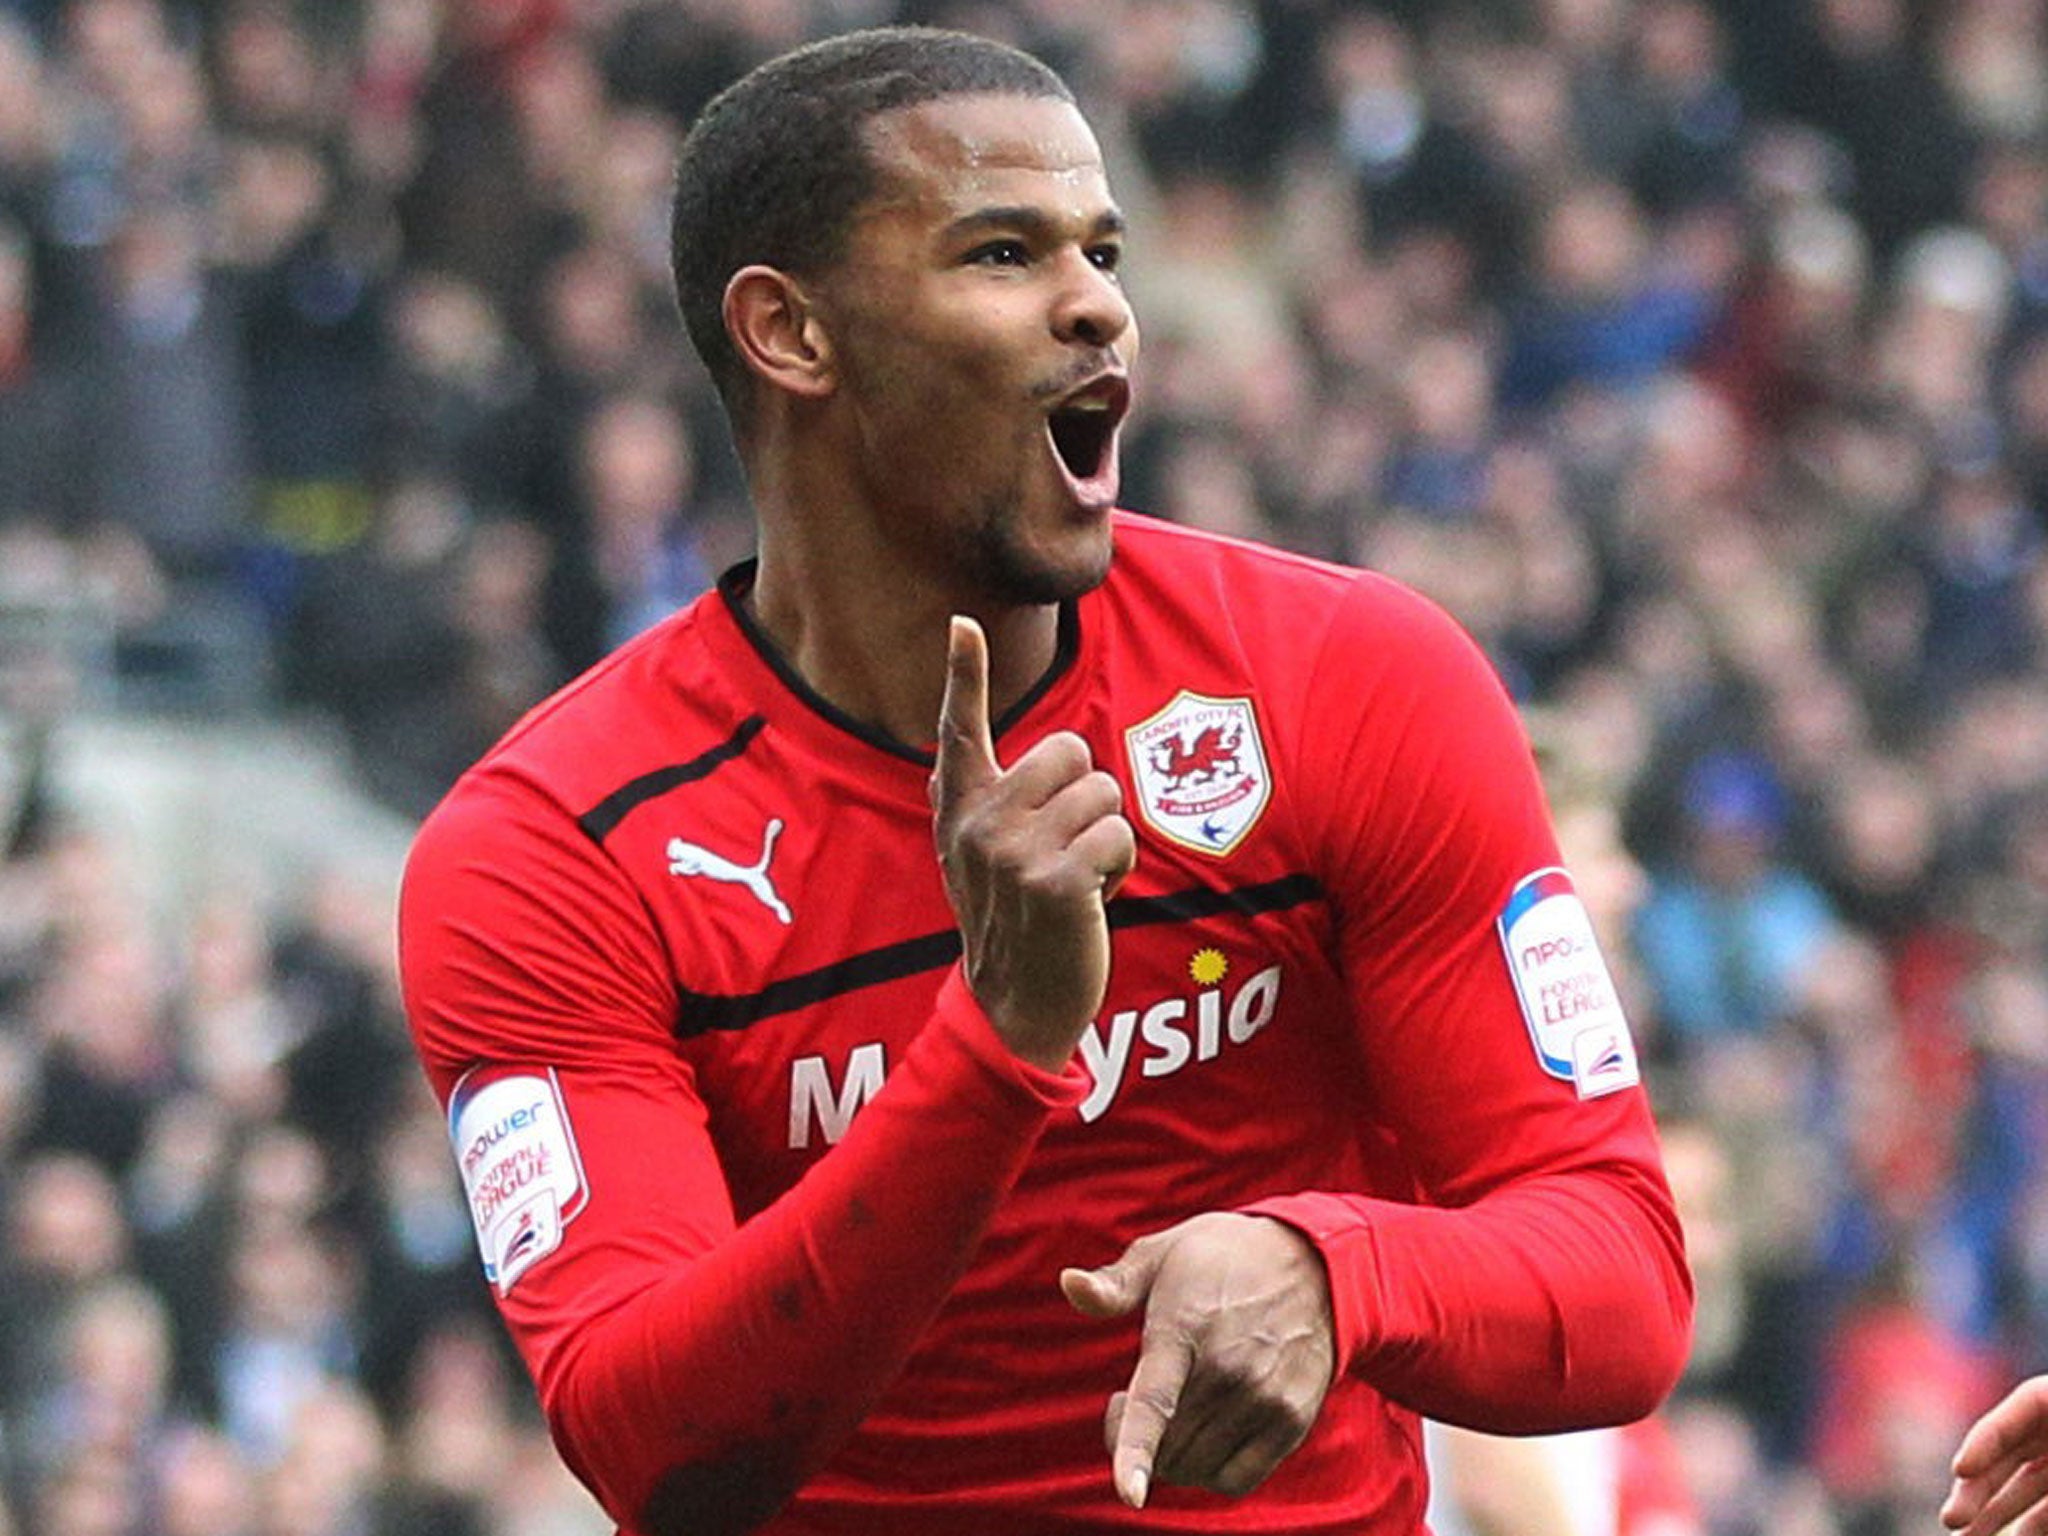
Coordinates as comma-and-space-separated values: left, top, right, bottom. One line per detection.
1062, 1213, 1335, 1507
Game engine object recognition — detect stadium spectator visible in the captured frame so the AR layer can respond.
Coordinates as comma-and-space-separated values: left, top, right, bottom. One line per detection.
1631, 748, 1842, 1052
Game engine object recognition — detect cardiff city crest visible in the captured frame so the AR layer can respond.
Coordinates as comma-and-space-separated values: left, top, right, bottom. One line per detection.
1125, 691, 1271, 856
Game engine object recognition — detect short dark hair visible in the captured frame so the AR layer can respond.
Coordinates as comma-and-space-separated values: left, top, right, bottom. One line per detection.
669, 27, 1074, 427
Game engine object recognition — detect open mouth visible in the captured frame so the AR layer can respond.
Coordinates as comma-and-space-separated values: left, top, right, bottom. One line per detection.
1046, 376, 1130, 483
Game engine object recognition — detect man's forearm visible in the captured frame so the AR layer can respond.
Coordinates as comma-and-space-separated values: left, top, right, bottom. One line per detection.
541, 971, 1084, 1535
1248, 1162, 1693, 1432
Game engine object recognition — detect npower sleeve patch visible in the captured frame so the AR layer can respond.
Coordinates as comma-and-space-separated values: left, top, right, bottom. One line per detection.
1497, 868, 1640, 1100
448, 1066, 589, 1295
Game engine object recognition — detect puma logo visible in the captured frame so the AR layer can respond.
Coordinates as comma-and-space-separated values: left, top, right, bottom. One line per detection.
666, 819, 793, 924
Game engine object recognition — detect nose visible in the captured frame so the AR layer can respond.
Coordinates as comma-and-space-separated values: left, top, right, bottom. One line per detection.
1051, 251, 1133, 351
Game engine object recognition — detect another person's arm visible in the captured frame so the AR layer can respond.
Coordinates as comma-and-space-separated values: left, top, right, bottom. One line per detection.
1429, 1422, 1613, 1536
1945, 1376, 2048, 1536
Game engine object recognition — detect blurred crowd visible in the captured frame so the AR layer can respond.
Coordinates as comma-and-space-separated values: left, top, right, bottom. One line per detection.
2, 0, 2047, 1532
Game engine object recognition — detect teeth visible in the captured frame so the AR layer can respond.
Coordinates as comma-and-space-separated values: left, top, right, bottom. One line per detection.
1065, 397, 1113, 412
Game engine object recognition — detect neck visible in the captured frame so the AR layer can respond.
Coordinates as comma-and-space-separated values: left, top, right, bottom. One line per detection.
733, 410, 1071, 748
745, 542, 1063, 750
0, 318, 27, 386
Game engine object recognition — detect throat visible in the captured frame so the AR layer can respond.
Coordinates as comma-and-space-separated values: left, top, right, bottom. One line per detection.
738, 562, 1071, 753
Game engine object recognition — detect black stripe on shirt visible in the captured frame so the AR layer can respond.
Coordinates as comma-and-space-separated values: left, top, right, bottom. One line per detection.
678, 929, 966, 1037
578, 715, 768, 842
1108, 873, 1323, 931
672, 872, 1325, 1038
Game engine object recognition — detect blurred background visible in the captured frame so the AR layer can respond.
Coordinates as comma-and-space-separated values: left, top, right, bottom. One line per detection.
0, 0, 2045, 1532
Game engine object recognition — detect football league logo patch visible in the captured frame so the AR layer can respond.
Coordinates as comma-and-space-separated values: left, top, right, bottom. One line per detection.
1498, 868, 1640, 1100
448, 1067, 589, 1295
1125, 692, 1271, 856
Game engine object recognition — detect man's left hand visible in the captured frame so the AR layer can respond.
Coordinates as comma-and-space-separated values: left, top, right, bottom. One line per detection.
1061, 1213, 1336, 1508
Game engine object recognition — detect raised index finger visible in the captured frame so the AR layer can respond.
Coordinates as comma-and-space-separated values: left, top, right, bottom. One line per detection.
933, 614, 999, 812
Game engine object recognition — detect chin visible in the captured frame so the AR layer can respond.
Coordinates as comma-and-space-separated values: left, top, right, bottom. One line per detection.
973, 515, 1115, 606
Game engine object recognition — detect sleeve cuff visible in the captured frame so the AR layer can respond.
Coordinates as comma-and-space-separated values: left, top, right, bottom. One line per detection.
927, 965, 1091, 1114
1240, 1191, 1383, 1374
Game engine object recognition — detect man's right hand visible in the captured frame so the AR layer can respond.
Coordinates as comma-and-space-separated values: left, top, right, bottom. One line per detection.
931, 615, 1135, 1072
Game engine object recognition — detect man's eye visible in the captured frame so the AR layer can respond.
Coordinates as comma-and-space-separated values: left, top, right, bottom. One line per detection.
967, 241, 1030, 267
1088, 244, 1123, 274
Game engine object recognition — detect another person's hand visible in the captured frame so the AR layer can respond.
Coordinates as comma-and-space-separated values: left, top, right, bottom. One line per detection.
1062, 1212, 1336, 1507
1945, 1377, 2048, 1536
931, 615, 1135, 1071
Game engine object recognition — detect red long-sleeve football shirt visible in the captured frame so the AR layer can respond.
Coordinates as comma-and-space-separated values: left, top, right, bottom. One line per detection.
400, 513, 1692, 1534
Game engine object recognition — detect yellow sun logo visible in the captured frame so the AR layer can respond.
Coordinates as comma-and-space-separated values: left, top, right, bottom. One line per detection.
1189, 948, 1229, 986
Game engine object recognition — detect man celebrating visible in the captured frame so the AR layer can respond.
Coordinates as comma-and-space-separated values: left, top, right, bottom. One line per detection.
399, 27, 1692, 1535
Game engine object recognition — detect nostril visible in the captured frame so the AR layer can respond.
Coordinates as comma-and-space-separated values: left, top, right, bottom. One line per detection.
1056, 286, 1127, 348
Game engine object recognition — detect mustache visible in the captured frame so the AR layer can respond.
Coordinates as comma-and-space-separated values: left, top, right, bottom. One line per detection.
1031, 348, 1126, 402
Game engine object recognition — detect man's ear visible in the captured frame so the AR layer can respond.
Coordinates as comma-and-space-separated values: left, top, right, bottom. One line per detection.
723, 265, 836, 402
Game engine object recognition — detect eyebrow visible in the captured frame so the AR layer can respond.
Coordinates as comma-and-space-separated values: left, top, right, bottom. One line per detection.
942, 205, 1127, 244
